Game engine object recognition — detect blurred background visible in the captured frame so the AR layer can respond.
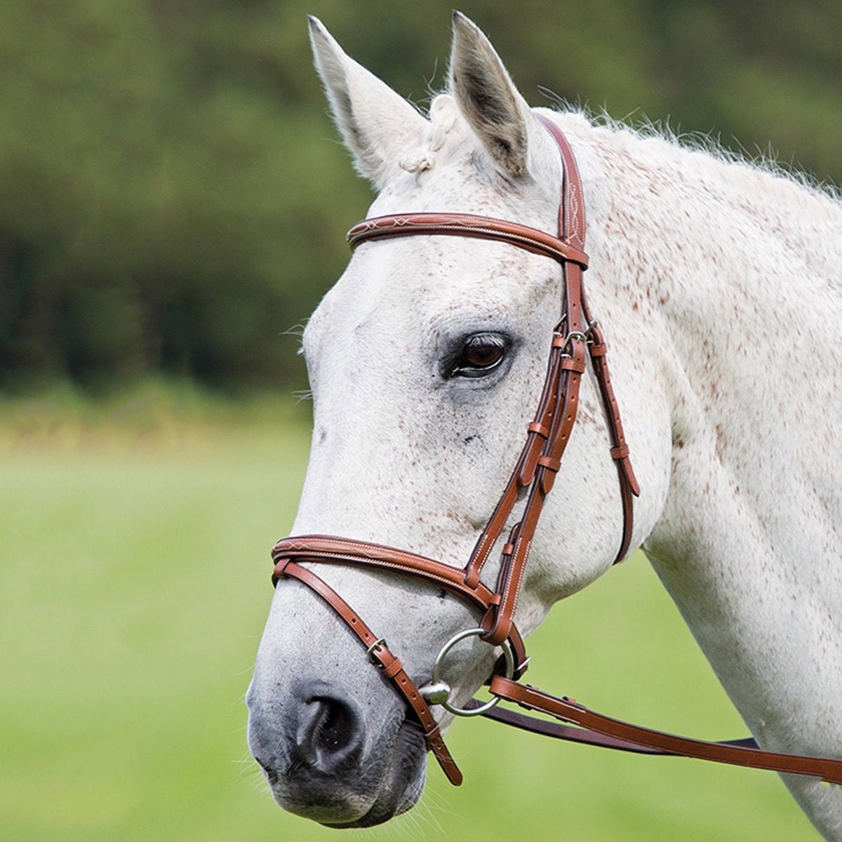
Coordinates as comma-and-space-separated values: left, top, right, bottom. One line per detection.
2, 1, 839, 840
1, 0, 840, 395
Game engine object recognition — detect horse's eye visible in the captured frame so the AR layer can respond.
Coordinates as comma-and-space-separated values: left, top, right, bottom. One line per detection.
451, 333, 509, 378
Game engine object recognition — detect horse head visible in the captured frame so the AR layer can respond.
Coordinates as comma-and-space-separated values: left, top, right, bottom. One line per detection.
246, 12, 671, 827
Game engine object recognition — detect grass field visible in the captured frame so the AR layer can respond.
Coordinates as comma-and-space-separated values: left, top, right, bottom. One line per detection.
1, 384, 818, 840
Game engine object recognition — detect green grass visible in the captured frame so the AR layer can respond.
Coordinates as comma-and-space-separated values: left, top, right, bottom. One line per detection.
0, 386, 817, 840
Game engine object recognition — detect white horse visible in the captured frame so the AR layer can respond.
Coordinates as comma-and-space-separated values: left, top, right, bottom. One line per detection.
247, 13, 842, 838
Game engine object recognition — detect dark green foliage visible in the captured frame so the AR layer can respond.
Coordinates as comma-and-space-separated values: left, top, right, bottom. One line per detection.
1, 1, 839, 391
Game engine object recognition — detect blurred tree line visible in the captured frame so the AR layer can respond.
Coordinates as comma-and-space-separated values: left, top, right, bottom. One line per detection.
1, 0, 840, 392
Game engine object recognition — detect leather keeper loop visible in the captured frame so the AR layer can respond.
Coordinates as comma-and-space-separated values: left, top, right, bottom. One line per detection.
561, 356, 586, 372
538, 455, 562, 472
611, 444, 630, 460
424, 722, 442, 742
528, 421, 550, 438
382, 658, 404, 680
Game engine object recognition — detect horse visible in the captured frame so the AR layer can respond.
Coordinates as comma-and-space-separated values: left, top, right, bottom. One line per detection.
246, 12, 842, 838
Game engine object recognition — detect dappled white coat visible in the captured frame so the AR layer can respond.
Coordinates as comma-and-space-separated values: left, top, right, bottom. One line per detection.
248, 13, 842, 838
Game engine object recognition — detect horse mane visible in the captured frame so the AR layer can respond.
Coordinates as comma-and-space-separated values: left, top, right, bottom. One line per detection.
397, 92, 842, 306
586, 106, 841, 208
400, 93, 841, 213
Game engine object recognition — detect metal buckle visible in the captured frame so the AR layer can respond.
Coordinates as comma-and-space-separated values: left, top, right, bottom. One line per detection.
559, 330, 588, 355
366, 637, 387, 665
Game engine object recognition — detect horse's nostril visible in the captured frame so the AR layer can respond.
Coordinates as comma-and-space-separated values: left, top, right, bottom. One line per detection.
314, 697, 352, 751
297, 688, 363, 774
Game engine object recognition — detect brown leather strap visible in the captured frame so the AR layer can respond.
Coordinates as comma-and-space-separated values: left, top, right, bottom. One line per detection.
271, 535, 529, 675
585, 318, 641, 562
479, 118, 591, 646
535, 114, 586, 254
537, 113, 640, 560
274, 556, 463, 785
476, 700, 752, 754
488, 676, 842, 784
347, 213, 588, 267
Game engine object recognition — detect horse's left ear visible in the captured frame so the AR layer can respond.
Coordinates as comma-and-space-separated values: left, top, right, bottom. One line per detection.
309, 17, 429, 189
449, 12, 553, 180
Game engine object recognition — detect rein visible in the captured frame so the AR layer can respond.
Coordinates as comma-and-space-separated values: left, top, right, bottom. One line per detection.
270, 114, 842, 788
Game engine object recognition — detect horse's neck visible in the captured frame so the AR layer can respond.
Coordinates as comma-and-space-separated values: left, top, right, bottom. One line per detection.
634, 137, 842, 574
584, 123, 842, 750
587, 124, 842, 559
581, 126, 842, 834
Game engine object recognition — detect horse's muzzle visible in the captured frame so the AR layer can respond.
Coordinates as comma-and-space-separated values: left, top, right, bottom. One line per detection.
247, 677, 427, 827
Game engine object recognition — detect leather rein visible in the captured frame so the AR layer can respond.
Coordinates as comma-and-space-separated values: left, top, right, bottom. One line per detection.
270, 114, 842, 787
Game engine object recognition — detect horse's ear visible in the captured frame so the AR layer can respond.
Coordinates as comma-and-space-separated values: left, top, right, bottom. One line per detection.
449, 12, 549, 180
308, 17, 428, 189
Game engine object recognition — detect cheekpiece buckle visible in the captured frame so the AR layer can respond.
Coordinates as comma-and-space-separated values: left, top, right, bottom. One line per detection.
366, 637, 388, 665
557, 330, 588, 355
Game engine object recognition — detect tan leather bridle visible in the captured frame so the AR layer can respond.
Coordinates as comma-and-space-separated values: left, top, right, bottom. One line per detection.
269, 114, 842, 788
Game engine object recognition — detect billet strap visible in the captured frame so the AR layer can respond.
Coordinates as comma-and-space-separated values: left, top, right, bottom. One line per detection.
488, 677, 842, 784
585, 317, 641, 562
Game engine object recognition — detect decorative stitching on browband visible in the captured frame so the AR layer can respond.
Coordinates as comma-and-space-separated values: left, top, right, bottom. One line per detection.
347, 213, 589, 268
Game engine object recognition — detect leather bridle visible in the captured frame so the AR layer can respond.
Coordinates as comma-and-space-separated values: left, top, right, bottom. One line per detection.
269, 114, 842, 788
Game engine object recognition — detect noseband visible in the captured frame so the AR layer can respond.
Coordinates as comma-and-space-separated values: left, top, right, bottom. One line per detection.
269, 114, 842, 787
